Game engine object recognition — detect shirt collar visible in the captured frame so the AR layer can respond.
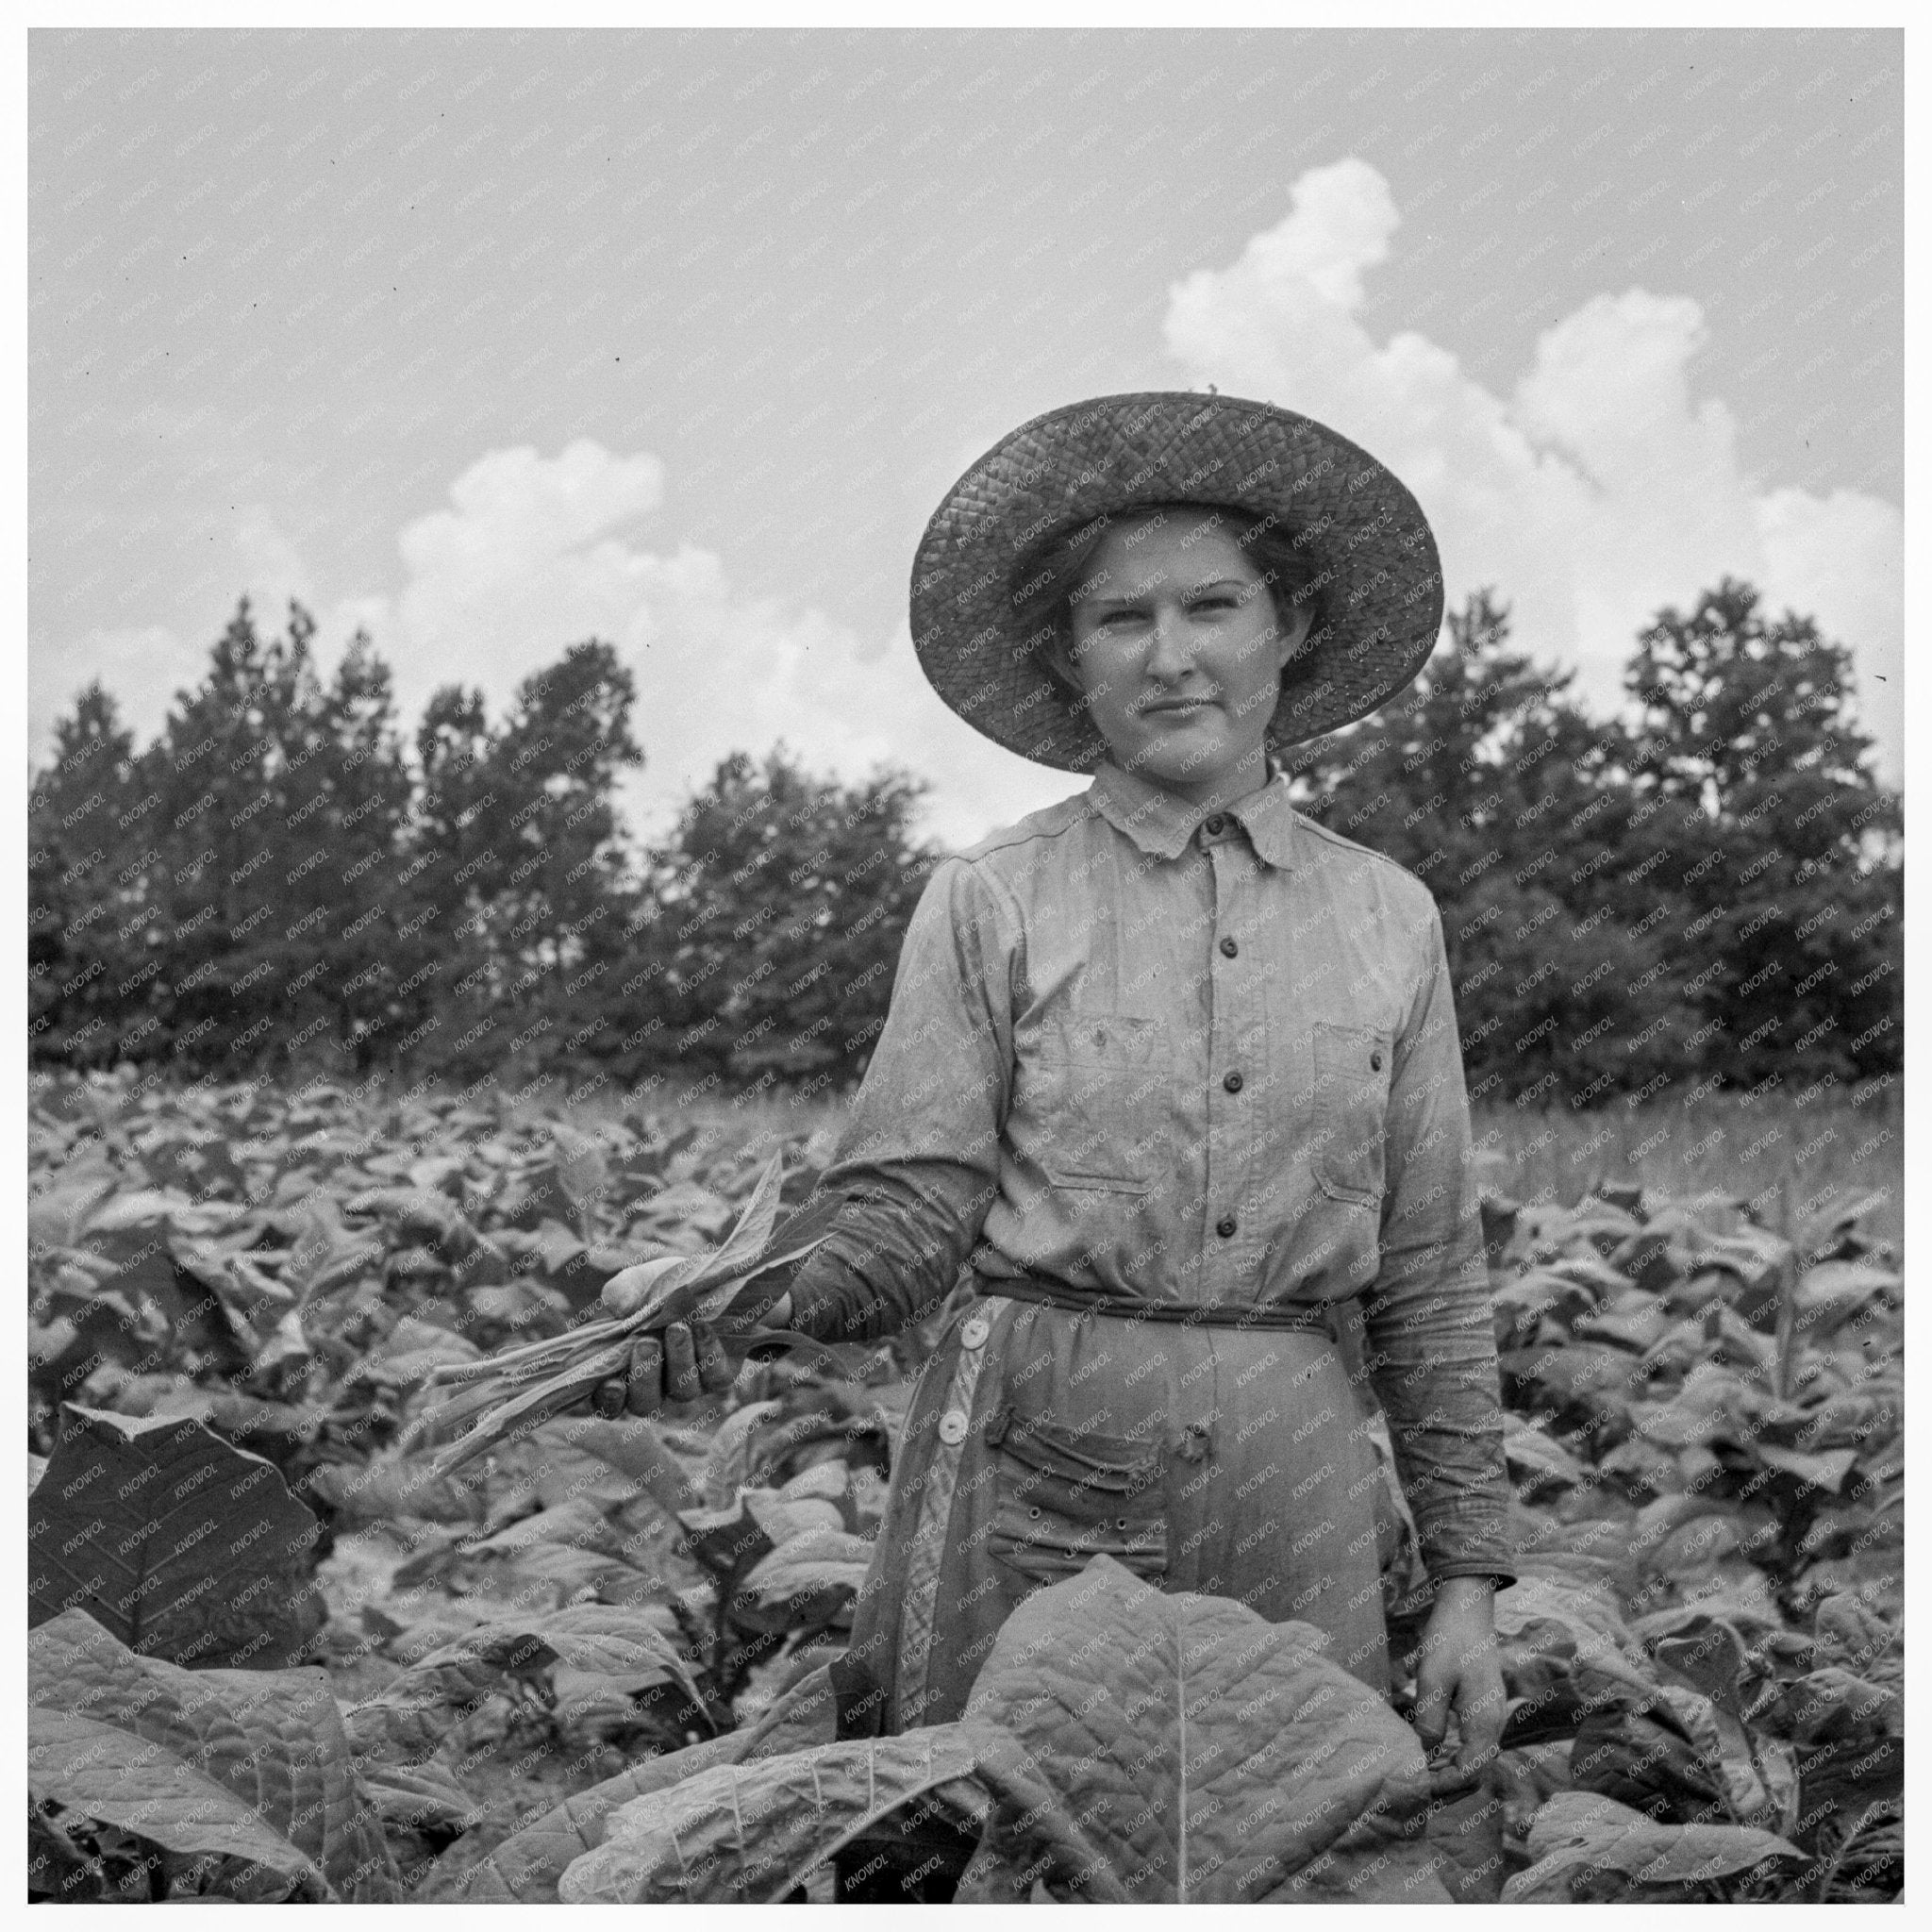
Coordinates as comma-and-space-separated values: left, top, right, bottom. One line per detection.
1088, 756, 1300, 870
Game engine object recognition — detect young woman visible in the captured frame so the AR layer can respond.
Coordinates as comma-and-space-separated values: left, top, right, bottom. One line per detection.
603, 392, 1514, 1778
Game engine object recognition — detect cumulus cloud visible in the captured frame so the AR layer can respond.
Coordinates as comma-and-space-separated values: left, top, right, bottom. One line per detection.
31, 438, 1074, 851
1162, 158, 1904, 776
231, 506, 315, 622
345, 440, 1074, 851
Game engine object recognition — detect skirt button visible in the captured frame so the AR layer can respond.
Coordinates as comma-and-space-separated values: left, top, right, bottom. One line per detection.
960, 1316, 991, 1350
938, 1409, 970, 1445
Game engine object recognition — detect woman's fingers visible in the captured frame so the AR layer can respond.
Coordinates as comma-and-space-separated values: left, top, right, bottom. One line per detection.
1410, 1648, 1506, 1784
588, 1324, 735, 1418
663, 1323, 702, 1404
1409, 1658, 1452, 1754
1453, 1664, 1507, 1774
623, 1336, 665, 1416
693, 1321, 735, 1393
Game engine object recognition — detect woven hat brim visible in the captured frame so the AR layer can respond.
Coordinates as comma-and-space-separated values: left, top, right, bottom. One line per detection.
909, 391, 1444, 771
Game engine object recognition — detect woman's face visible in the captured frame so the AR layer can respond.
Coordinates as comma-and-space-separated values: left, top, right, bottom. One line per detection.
1050, 511, 1309, 807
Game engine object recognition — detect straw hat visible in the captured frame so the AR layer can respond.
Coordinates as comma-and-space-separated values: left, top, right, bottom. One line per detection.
909, 391, 1443, 772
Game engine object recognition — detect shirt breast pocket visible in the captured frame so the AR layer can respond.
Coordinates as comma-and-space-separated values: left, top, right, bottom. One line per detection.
1035, 1013, 1170, 1195
1312, 1021, 1394, 1206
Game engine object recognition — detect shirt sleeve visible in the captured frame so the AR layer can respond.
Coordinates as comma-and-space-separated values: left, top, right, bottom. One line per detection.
785, 855, 1014, 1343
1357, 895, 1517, 1591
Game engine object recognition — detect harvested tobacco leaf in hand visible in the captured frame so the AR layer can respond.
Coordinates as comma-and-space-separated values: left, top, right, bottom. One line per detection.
411, 1156, 840, 1475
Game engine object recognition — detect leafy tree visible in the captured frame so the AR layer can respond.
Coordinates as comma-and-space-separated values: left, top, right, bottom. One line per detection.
1284, 593, 1690, 1097
1622, 579, 1901, 1087
618, 746, 937, 1088
1284, 591, 1610, 882
27, 575, 1898, 1106
1283, 584, 1898, 1100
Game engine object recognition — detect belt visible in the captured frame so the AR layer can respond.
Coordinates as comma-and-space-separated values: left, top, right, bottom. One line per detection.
980, 1273, 1335, 1333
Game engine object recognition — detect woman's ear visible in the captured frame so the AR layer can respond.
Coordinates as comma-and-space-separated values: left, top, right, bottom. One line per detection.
1274, 598, 1316, 672
1040, 632, 1083, 697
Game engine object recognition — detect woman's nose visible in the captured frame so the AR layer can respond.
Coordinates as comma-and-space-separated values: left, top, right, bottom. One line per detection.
1144, 603, 1194, 678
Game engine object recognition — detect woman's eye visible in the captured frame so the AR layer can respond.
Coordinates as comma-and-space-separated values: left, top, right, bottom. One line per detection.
1192, 595, 1240, 614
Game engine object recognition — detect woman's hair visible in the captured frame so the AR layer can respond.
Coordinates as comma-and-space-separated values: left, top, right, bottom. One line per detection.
1008, 501, 1326, 701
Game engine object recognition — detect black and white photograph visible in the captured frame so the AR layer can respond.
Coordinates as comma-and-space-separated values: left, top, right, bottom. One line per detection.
25, 20, 1906, 1907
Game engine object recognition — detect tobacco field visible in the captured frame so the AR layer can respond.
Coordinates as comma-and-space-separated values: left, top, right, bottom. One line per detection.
26, 1070, 1904, 1904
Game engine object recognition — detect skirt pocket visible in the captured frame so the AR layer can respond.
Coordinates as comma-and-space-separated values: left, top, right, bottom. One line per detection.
986, 1405, 1169, 1587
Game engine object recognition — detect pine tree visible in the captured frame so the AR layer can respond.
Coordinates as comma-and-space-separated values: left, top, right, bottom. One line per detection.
128, 601, 417, 1073
401, 640, 644, 1078
28, 684, 144, 1065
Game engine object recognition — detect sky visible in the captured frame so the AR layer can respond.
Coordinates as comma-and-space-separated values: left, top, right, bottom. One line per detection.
28, 26, 1904, 852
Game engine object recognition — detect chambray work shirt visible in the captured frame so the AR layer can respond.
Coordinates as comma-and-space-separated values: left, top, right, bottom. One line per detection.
793, 758, 1513, 1583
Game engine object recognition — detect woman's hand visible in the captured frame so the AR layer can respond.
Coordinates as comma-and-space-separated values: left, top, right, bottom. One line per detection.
587, 1273, 795, 1419
1408, 1576, 1506, 1787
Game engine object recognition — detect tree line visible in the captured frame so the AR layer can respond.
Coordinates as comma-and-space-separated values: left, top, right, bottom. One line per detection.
28, 580, 1900, 1106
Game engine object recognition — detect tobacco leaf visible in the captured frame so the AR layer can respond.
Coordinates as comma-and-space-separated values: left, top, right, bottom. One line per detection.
962, 1556, 1442, 1904
1790, 1733, 1902, 1854
558, 1725, 1008, 1904
456, 1659, 841, 1900
420, 1158, 832, 1475
342, 1602, 702, 1762
542, 1410, 704, 1518
560, 1557, 1444, 1904
1810, 1591, 1899, 1682
552, 1123, 611, 1211
29, 1608, 397, 1902
358, 1757, 485, 1839
28, 1404, 325, 1669
1502, 1791, 1805, 1902
1793, 1259, 1900, 1334
1502, 1414, 1589, 1503
31, 1707, 332, 1899
305, 1447, 482, 1527
1777, 1667, 1902, 1745
728, 1526, 874, 1635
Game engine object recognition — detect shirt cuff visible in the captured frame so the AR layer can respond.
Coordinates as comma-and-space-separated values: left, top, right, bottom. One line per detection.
782, 1245, 886, 1341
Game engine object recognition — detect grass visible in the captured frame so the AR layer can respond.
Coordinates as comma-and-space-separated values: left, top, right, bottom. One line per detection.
1475, 1083, 1903, 1252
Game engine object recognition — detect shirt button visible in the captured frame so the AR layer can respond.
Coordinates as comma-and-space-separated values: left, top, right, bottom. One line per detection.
1223, 1071, 1243, 1093
1371, 1051, 1384, 1072
1204, 814, 1226, 836
938, 1409, 970, 1445
960, 1316, 991, 1351
1219, 937, 1238, 958
1216, 1215, 1238, 1239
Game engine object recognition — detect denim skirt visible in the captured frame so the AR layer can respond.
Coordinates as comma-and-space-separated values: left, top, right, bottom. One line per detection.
837, 1283, 1391, 1734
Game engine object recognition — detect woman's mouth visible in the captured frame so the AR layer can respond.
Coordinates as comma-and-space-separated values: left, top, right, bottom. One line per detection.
1141, 697, 1214, 718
